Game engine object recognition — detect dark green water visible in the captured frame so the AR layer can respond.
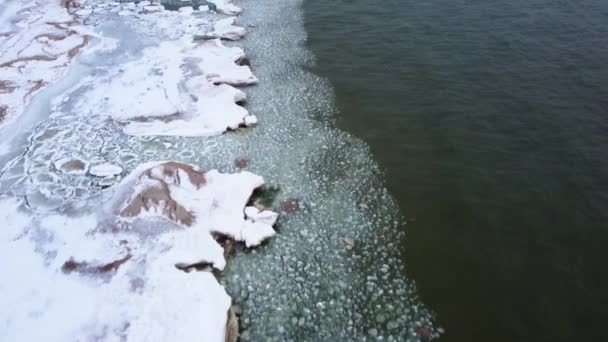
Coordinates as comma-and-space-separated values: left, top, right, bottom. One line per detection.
303, 0, 608, 340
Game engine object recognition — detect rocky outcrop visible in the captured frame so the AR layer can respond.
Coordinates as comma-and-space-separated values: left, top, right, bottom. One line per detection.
119, 162, 206, 226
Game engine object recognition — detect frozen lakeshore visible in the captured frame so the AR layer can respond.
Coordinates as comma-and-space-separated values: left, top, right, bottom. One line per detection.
0, 0, 439, 341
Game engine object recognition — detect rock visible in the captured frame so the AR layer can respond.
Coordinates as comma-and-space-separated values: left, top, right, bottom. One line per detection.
225, 305, 239, 342
235, 56, 251, 66
0, 105, 7, 122
119, 162, 206, 226
207, 0, 241, 15
344, 238, 356, 250
234, 158, 249, 169
61, 254, 132, 274
174, 260, 214, 272
281, 198, 300, 213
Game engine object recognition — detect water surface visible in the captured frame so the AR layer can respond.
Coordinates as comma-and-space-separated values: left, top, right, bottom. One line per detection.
304, 0, 608, 340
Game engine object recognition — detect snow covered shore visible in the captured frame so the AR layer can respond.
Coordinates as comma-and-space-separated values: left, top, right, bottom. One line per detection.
0, 0, 276, 341
0, 0, 440, 340
0, 161, 277, 341
0, 0, 89, 125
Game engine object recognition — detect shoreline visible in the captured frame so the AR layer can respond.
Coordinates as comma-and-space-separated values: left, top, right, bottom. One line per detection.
0, 1, 276, 340
0, 0, 439, 340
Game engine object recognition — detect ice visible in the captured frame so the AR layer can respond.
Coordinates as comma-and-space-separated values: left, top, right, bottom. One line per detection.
89, 163, 124, 177
202, 16, 247, 41
113, 161, 277, 263
0, 0, 440, 340
207, 0, 242, 15
197, 38, 259, 86
143, 5, 165, 13
245, 206, 279, 226
0, 159, 276, 341
68, 36, 257, 137
0, 0, 89, 126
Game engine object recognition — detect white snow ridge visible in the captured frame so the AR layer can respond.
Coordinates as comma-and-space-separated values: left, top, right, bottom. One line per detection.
0, 161, 277, 342
73, 36, 257, 137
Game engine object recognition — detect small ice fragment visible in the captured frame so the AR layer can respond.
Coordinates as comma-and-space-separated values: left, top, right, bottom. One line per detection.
143, 5, 164, 13
244, 115, 258, 126
178, 6, 194, 15
245, 206, 278, 226
89, 163, 123, 177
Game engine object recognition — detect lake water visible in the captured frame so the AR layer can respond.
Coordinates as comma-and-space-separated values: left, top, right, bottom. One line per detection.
303, 0, 608, 340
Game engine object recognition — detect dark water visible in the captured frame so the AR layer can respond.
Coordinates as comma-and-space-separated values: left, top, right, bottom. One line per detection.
303, 0, 608, 340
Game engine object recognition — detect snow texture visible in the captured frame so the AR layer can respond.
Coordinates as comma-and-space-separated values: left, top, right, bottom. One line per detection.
202, 16, 247, 41
72, 36, 257, 137
114, 161, 277, 269
0, 159, 276, 341
0, 0, 88, 125
207, 0, 242, 15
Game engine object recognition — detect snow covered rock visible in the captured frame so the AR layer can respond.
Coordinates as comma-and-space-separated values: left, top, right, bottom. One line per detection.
199, 39, 258, 86
0, 195, 233, 342
200, 17, 247, 41
115, 161, 277, 268
207, 0, 242, 15
71, 37, 257, 137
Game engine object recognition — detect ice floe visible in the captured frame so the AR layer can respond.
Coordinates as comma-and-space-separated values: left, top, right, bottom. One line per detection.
89, 163, 124, 177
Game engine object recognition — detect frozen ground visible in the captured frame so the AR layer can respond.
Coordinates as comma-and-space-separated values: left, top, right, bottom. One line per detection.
0, 0, 440, 341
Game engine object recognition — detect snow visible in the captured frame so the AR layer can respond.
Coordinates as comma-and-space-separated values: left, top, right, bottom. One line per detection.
89, 163, 124, 177
0, 0, 89, 126
0, 0, 440, 339
198, 38, 259, 86
71, 36, 258, 137
114, 162, 277, 267
208, 0, 242, 15
0, 159, 277, 341
202, 16, 247, 41
245, 206, 279, 226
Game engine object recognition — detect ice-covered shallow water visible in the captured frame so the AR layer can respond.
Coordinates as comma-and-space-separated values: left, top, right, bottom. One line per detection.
0, 0, 437, 340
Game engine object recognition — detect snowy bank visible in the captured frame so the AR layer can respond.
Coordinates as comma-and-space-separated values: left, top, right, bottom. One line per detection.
70, 35, 258, 137
0, 0, 88, 125
0, 161, 277, 341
